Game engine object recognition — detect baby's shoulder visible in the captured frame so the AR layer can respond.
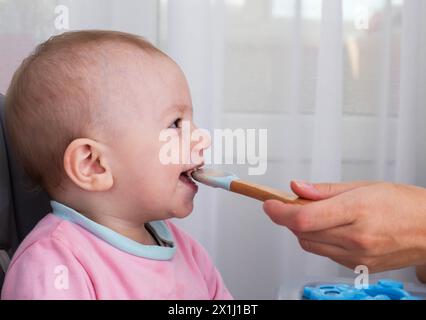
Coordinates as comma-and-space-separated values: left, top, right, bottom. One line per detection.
2, 214, 96, 299
10, 213, 85, 265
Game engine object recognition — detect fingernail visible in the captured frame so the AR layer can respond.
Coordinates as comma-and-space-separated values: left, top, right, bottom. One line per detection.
293, 180, 315, 189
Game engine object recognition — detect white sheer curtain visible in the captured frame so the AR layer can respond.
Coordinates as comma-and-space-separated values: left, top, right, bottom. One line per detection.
395, 0, 423, 183
165, 0, 426, 299
1, 0, 426, 299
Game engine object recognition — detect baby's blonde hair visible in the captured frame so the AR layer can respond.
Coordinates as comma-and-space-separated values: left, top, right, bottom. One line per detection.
5, 30, 165, 194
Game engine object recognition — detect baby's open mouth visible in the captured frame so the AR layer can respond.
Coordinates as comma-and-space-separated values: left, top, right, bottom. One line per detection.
179, 171, 196, 185
179, 165, 203, 187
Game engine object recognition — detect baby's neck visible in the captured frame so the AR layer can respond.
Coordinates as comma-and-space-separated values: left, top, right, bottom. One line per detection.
90, 214, 159, 245
53, 193, 159, 246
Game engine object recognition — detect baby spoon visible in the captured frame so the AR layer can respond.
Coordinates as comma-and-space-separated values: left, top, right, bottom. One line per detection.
191, 168, 311, 205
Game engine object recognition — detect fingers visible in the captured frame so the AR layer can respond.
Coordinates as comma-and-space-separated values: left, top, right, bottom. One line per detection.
298, 239, 348, 258
263, 197, 356, 232
290, 180, 377, 200
297, 233, 425, 273
297, 238, 374, 271
331, 249, 423, 274
263, 200, 299, 227
294, 227, 350, 250
297, 239, 367, 271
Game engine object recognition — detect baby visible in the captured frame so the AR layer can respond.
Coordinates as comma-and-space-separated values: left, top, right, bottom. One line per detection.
1, 30, 232, 299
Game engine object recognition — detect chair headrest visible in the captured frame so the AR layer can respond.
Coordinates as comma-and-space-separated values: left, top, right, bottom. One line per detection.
0, 94, 16, 251
0, 94, 50, 252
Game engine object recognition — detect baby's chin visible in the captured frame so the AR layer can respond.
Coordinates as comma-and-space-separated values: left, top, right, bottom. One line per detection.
171, 201, 194, 219
169, 179, 198, 218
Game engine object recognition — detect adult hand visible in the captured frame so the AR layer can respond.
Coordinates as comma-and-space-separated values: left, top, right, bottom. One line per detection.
263, 181, 426, 274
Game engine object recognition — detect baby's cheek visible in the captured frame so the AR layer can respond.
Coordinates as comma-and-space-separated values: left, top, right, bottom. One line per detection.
152, 164, 178, 188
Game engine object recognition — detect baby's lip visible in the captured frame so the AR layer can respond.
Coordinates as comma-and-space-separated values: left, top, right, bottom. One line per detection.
182, 163, 204, 176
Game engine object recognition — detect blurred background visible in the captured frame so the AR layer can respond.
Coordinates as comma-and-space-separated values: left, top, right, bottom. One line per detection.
1, 0, 425, 299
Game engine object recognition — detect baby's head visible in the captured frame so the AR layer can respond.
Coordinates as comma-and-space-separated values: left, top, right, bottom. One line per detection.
5, 30, 208, 223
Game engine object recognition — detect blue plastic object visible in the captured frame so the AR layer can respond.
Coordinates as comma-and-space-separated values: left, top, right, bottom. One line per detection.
191, 168, 239, 190
303, 279, 422, 300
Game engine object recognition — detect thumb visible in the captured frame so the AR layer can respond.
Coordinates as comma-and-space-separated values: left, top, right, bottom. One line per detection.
290, 180, 377, 200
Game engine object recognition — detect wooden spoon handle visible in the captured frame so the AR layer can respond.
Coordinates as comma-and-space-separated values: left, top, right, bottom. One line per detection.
230, 180, 311, 205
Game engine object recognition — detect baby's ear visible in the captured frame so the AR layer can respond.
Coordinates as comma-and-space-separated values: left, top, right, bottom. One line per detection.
63, 138, 113, 191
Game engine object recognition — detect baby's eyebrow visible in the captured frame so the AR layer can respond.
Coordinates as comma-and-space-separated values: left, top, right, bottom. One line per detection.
161, 104, 192, 117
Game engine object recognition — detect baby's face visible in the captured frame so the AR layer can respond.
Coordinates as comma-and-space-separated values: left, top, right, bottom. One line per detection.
101, 50, 208, 221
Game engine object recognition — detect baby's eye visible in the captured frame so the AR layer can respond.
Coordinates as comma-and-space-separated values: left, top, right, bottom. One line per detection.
169, 118, 182, 129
